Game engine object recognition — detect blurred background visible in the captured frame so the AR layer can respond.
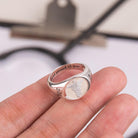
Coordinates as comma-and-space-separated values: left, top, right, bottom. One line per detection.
0, 0, 138, 137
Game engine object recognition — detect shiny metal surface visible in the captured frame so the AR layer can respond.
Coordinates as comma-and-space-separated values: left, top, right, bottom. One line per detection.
48, 63, 92, 100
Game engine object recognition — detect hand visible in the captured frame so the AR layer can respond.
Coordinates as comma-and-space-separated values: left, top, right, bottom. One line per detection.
0, 67, 137, 138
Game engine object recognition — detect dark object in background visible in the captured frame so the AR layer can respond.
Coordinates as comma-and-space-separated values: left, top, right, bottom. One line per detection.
129, 132, 138, 138
46, 0, 76, 30
11, 0, 78, 42
0, 0, 127, 66
11, 0, 106, 46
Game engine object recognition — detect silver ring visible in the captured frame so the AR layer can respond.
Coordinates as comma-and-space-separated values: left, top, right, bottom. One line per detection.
48, 63, 92, 100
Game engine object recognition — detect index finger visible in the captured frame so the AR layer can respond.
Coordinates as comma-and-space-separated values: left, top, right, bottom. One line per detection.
0, 69, 88, 138
0, 75, 59, 138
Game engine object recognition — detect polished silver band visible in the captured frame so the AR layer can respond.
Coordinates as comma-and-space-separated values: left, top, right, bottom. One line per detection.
48, 63, 92, 100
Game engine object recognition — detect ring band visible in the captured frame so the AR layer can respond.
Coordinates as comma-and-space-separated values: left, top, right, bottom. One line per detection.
48, 63, 92, 100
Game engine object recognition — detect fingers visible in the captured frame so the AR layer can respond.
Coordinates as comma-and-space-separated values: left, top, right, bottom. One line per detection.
0, 75, 59, 138
78, 94, 138, 138
100, 131, 123, 138
18, 67, 127, 138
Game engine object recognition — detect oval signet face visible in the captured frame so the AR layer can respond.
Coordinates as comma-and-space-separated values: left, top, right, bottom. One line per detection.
64, 77, 89, 100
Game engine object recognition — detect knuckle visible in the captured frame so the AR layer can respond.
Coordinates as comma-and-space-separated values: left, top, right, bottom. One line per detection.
81, 97, 96, 115
38, 118, 61, 138
85, 127, 99, 138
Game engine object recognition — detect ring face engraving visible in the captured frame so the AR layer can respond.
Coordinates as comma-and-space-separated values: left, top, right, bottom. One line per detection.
65, 77, 89, 100
48, 63, 92, 100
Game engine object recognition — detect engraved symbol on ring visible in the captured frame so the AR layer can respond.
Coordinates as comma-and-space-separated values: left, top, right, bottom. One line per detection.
56, 88, 62, 97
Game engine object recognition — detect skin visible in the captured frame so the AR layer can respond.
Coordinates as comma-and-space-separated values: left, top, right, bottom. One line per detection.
0, 67, 137, 138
